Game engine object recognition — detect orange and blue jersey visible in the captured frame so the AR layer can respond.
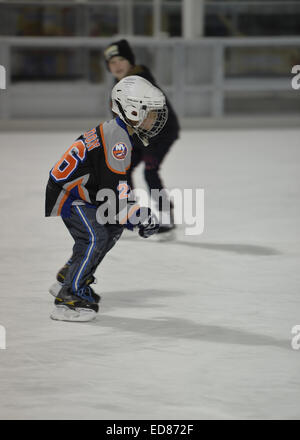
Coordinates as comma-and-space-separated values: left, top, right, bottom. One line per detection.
45, 118, 134, 220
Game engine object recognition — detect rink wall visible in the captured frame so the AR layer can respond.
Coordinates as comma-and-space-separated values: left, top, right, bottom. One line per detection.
0, 116, 299, 132
0, 36, 300, 128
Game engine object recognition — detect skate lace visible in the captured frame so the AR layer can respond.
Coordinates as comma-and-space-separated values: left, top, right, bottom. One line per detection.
76, 286, 95, 303
86, 276, 97, 285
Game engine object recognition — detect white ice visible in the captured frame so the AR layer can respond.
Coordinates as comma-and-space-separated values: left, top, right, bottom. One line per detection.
0, 128, 300, 420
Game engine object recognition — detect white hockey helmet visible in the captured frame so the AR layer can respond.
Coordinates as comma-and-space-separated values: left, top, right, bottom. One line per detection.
111, 75, 168, 144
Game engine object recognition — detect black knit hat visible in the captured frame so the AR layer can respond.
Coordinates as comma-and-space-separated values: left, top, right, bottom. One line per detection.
104, 39, 135, 66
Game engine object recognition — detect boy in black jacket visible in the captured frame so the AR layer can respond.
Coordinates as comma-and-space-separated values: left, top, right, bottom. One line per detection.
104, 39, 180, 236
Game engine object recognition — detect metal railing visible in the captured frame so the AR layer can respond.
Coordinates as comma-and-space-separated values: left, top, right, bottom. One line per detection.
0, 36, 299, 121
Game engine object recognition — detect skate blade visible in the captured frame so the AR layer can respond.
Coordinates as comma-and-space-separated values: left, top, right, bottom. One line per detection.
49, 282, 62, 298
50, 305, 97, 322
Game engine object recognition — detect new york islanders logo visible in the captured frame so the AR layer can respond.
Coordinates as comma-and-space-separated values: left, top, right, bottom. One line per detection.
112, 143, 128, 160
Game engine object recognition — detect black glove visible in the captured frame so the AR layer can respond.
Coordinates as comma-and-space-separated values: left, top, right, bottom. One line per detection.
138, 208, 159, 238
126, 206, 159, 238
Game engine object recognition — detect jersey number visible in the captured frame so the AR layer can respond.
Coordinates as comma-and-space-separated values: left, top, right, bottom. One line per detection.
51, 140, 86, 182
117, 182, 130, 199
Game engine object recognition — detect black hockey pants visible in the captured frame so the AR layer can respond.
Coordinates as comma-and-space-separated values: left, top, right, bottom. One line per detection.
61, 205, 123, 293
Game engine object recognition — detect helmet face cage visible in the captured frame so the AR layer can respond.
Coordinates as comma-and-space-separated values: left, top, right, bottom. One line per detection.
135, 105, 168, 139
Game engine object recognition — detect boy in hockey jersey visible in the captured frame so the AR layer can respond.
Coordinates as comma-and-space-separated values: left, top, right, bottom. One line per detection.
45, 76, 168, 322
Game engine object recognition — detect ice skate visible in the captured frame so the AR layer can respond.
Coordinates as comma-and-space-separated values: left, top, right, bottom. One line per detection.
49, 265, 100, 303
49, 263, 71, 298
156, 224, 176, 242
50, 286, 100, 322
55, 263, 70, 284
154, 206, 176, 242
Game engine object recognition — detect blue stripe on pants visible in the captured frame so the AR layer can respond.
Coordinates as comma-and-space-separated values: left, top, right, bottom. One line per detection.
72, 206, 96, 292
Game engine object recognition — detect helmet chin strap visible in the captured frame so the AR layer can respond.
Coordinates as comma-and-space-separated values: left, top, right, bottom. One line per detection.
137, 133, 149, 147
115, 100, 149, 146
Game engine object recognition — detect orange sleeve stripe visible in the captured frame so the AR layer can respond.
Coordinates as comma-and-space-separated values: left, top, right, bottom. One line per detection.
57, 178, 85, 216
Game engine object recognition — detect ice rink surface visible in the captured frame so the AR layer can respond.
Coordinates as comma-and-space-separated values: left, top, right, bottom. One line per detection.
0, 127, 300, 420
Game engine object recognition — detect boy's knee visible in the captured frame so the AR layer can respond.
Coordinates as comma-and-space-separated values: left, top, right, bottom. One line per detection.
94, 227, 110, 251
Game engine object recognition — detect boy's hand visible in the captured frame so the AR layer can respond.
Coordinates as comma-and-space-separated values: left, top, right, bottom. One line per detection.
125, 206, 159, 237
138, 209, 159, 238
